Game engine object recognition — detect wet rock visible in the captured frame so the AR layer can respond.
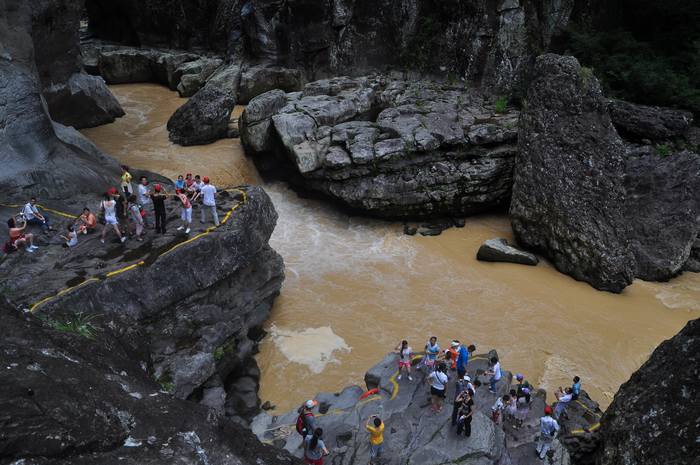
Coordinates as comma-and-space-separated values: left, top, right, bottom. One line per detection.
0, 296, 298, 465
403, 224, 418, 236
167, 63, 242, 146
609, 99, 694, 141
241, 76, 518, 219
477, 238, 539, 266
97, 47, 201, 88
237, 65, 303, 104
683, 236, 700, 272
624, 151, 700, 281
596, 317, 700, 465
510, 54, 635, 293
175, 57, 224, 97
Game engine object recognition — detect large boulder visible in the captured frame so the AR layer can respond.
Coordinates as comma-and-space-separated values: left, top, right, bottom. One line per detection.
624, 151, 700, 281
0, 186, 285, 425
237, 65, 303, 104
510, 54, 635, 293
609, 100, 694, 141
30, 0, 124, 129
0, 297, 298, 465
596, 318, 699, 465
241, 76, 519, 219
97, 47, 201, 88
477, 238, 539, 266
167, 63, 242, 145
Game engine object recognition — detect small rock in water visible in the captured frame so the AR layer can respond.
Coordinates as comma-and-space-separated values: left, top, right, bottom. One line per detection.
403, 224, 417, 236
476, 238, 538, 266
261, 400, 275, 410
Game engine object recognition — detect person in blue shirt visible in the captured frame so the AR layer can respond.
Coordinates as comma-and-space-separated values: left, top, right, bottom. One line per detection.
456, 343, 476, 379
423, 336, 440, 372
175, 175, 186, 190
571, 376, 581, 400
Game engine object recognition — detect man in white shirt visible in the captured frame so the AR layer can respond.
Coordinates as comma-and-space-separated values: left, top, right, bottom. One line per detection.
536, 405, 560, 459
22, 197, 54, 232
554, 387, 574, 419
484, 356, 502, 393
137, 176, 153, 227
199, 177, 219, 226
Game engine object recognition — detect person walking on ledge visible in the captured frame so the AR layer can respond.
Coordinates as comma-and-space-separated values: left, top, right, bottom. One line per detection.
200, 177, 219, 226
396, 340, 413, 381
366, 415, 384, 465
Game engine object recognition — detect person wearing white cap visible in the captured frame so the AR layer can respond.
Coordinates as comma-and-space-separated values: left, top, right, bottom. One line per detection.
296, 399, 318, 439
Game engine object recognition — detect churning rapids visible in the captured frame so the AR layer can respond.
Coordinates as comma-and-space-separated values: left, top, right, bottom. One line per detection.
82, 84, 700, 412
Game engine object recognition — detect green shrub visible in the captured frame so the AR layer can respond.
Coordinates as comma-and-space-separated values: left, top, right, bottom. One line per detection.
655, 144, 672, 157
494, 96, 508, 114
45, 312, 98, 339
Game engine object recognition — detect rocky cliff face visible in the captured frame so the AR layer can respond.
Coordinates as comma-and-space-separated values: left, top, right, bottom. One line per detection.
0, 296, 298, 465
0, 186, 284, 425
241, 76, 518, 219
595, 317, 699, 465
84, 0, 578, 93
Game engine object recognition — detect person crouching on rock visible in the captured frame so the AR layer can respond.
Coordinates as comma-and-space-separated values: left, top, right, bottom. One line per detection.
366, 415, 384, 465
100, 193, 126, 244
536, 405, 559, 460
6, 216, 37, 253
304, 427, 329, 465
175, 189, 192, 234
60, 224, 78, 248
456, 389, 475, 437
395, 340, 413, 381
77, 208, 97, 235
427, 362, 449, 412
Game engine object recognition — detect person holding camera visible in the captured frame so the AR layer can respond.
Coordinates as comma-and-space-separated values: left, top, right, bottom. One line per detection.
366, 415, 385, 465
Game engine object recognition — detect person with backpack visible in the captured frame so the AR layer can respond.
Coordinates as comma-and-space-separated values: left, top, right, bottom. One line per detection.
296, 400, 318, 440
127, 195, 145, 241
427, 362, 448, 412
366, 415, 384, 465
304, 427, 329, 465
100, 193, 126, 244
6, 216, 37, 253
536, 405, 559, 460
515, 373, 532, 404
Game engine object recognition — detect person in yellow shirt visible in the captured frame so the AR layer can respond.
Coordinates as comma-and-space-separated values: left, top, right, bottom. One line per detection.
120, 165, 133, 197
366, 415, 384, 465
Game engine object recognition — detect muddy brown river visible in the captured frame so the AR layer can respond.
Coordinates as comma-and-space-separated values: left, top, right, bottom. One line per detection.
82, 84, 700, 412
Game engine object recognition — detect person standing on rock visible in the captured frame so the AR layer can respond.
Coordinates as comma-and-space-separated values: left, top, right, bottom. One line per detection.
365, 415, 384, 465
515, 373, 532, 404
554, 387, 573, 419
456, 343, 476, 379
137, 176, 153, 228
175, 174, 186, 191
456, 389, 475, 437
200, 177, 219, 226
150, 184, 168, 235
491, 394, 507, 424
484, 356, 502, 393
395, 340, 413, 381
571, 376, 581, 401
423, 336, 440, 372
100, 193, 126, 244
304, 427, 329, 465
120, 165, 133, 198
127, 195, 145, 241
427, 362, 448, 412
175, 189, 192, 234
445, 341, 459, 372
452, 377, 475, 426
536, 405, 559, 460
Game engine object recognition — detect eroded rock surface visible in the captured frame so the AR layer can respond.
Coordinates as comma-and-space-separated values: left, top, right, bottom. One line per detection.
241, 76, 518, 219
510, 54, 635, 293
477, 238, 538, 266
609, 100, 694, 141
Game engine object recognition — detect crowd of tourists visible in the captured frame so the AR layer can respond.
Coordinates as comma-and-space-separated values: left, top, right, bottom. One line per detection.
296, 337, 582, 465
5, 167, 222, 254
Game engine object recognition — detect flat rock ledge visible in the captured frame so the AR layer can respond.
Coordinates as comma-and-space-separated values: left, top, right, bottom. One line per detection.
477, 238, 539, 266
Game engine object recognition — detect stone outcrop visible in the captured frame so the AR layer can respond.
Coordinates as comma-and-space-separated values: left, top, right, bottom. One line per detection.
30, 0, 124, 128
596, 317, 699, 465
253, 352, 597, 465
237, 65, 303, 104
609, 99, 694, 141
167, 63, 243, 145
84, 0, 580, 93
0, 297, 298, 465
624, 151, 700, 281
683, 236, 700, 272
241, 76, 519, 219
0, 0, 125, 201
0, 186, 285, 425
510, 54, 635, 293
477, 238, 539, 266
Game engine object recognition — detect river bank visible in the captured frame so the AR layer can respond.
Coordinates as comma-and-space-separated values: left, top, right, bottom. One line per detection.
81, 83, 700, 413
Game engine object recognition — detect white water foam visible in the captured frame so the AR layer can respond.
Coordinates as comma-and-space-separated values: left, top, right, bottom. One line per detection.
269, 324, 351, 374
